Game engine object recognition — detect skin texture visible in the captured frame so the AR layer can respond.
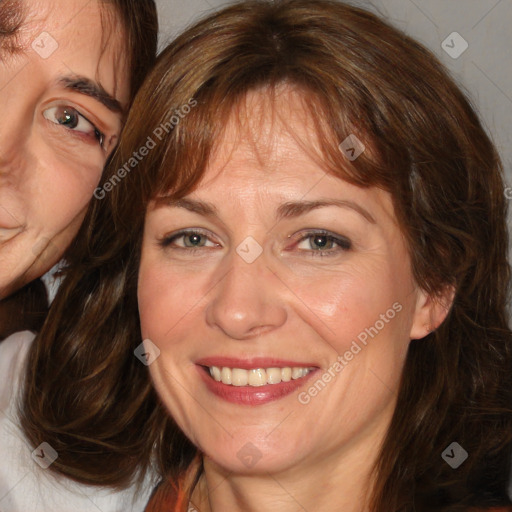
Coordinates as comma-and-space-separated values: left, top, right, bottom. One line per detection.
138, 88, 451, 512
0, 0, 130, 299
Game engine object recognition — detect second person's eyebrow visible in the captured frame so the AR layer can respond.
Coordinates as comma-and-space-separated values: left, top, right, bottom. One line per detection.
58, 75, 123, 114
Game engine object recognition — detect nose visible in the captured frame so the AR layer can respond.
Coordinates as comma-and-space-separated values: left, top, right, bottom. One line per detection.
205, 250, 287, 340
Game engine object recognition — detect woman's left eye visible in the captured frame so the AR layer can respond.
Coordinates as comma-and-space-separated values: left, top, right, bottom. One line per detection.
295, 231, 352, 254
43, 105, 105, 147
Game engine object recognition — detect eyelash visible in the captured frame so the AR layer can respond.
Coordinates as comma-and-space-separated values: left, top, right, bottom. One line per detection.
159, 229, 218, 251
158, 229, 352, 257
290, 229, 352, 257
43, 105, 106, 149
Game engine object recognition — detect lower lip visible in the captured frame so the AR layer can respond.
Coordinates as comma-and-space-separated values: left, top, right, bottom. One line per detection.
197, 366, 318, 405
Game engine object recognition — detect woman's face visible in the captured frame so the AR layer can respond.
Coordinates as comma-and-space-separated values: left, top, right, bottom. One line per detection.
138, 89, 436, 476
0, 0, 129, 298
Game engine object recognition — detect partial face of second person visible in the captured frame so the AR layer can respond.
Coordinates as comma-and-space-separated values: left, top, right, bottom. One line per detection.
0, 0, 129, 298
138, 88, 440, 479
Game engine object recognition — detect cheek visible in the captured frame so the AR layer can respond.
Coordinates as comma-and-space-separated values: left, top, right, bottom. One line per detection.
137, 263, 162, 339
137, 254, 194, 340
28, 143, 103, 231
284, 261, 404, 350
138, 246, 224, 341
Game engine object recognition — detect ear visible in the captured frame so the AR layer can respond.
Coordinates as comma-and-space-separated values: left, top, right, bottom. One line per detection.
409, 285, 455, 340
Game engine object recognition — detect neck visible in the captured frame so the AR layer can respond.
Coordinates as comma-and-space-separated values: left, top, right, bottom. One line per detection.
191, 430, 385, 512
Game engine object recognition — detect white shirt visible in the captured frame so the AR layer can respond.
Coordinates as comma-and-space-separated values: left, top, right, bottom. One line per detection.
40, 263, 64, 305
0, 331, 155, 512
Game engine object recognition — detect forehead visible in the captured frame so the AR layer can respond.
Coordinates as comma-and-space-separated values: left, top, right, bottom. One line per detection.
3, 0, 129, 105
205, 86, 327, 181
192, 88, 396, 223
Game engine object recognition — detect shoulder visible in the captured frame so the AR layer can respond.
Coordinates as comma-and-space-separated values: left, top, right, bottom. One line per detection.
0, 331, 155, 512
0, 330, 34, 368
0, 330, 34, 415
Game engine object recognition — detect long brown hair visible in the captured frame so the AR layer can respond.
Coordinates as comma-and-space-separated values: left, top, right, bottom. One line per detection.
0, 0, 158, 339
21, 1, 512, 509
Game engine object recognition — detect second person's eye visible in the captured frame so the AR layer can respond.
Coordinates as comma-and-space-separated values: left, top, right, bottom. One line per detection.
43, 105, 105, 147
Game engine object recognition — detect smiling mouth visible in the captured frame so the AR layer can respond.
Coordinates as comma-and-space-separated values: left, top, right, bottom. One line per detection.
206, 365, 314, 387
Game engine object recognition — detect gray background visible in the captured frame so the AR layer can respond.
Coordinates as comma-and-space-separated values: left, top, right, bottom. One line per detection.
155, 0, 512, 199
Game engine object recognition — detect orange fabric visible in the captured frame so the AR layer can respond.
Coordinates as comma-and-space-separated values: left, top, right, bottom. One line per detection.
145, 457, 202, 512
144, 482, 512, 512
144, 477, 188, 512
469, 508, 512, 512
144, 462, 512, 512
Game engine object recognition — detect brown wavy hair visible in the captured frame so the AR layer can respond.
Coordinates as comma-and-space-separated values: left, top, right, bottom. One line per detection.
20, 1, 512, 510
0, 0, 158, 338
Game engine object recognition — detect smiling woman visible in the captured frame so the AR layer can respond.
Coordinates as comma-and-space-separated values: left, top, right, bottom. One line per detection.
19, 0, 512, 511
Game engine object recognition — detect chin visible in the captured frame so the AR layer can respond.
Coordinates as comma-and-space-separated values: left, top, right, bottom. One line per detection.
201, 434, 308, 476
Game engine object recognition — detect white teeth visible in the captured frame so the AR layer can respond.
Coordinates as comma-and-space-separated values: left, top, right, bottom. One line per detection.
208, 366, 312, 386
232, 368, 248, 386
211, 366, 221, 382
267, 368, 282, 384
292, 367, 303, 379
281, 367, 292, 382
221, 367, 232, 384
248, 368, 267, 386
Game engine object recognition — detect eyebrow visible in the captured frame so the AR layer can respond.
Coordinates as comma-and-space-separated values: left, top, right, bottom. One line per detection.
277, 200, 376, 224
0, 0, 25, 55
58, 76, 123, 114
160, 198, 218, 216
161, 198, 376, 224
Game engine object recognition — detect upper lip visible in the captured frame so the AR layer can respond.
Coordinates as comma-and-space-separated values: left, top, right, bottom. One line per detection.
196, 357, 318, 369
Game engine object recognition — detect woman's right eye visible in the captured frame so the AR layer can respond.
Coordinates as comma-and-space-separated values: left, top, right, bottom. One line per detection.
159, 230, 219, 250
43, 105, 105, 147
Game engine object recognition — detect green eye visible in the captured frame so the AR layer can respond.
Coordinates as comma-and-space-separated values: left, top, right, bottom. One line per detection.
183, 233, 207, 247
295, 231, 352, 255
43, 105, 105, 147
309, 235, 335, 250
159, 230, 219, 250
